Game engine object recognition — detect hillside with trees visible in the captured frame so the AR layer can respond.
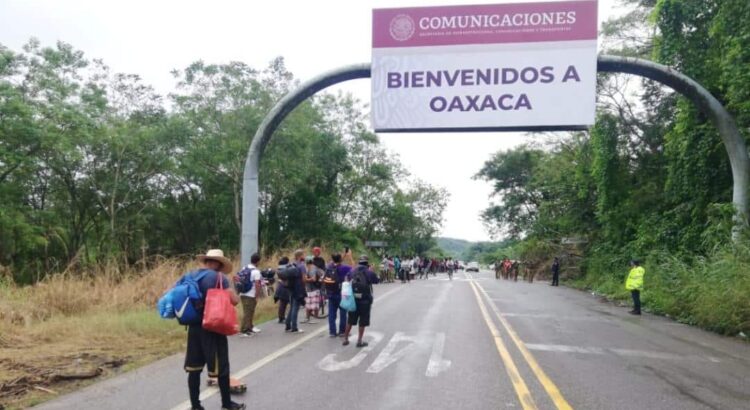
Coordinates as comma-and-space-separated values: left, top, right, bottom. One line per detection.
0, 42, 447, 283
475, 0, 750, 335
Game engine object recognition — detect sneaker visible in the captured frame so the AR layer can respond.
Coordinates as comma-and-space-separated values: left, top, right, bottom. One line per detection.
329, 334, 338, 338
191, 405, 205, 410
252, 327, 261, 333
290, 329, 304, 333
278, 319, 285, 324
300, 318, 310, 324
239, 331, 254, 338
307, 320, 318, 324
222, 401, 246, 410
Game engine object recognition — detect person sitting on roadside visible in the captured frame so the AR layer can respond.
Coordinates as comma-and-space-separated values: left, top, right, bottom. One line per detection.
184, 249, 244, 410
342, 256, 379, 348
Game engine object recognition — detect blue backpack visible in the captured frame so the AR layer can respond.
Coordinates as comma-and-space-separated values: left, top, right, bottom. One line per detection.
157, 269, 210, 325
235, 266, 255, 294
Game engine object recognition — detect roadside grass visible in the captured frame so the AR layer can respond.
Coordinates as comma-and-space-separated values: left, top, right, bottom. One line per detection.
567, 245, 750, 337
0, 259, 278, 410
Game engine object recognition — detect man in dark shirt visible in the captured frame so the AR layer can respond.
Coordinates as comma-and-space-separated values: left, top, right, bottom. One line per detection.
184, 249, 244, 410
285, 249, 307, 333
323, 253, 352, 337
274, 256, 291, 323
551, 257, 560, 286
343, 256, 379, 348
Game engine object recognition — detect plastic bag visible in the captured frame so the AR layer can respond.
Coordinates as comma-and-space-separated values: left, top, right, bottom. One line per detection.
340, 281, 357, 312
157, 290, 175, 318
202, 273, 239, 335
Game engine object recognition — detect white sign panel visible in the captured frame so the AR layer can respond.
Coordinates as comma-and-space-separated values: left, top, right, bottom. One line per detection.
372, 1, 598, 132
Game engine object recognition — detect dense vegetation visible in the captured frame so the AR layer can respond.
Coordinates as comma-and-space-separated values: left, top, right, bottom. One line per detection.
475, 0, 750, 335
435, 237, 471, 259
0, 41, 447, 283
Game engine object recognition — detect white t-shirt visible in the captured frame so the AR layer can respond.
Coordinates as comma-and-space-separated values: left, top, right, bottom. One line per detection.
241, 264, 262, 298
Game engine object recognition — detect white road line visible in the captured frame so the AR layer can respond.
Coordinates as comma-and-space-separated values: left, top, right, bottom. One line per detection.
319, 331, 385, 372
524, 343, 722, 363
365, 331, 421, 374
425, 332, 451, 377
168, 285, 405, 410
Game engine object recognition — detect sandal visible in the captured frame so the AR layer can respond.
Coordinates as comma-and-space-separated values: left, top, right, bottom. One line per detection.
356, 342, 369, 348
342, 339, 350, 346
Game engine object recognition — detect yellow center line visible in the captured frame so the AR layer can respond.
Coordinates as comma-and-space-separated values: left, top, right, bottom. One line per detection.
475, 280, 574, 410
469, 280, 538, 410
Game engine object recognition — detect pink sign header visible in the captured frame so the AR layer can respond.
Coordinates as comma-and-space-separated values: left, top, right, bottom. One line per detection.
373, 0, 597, 48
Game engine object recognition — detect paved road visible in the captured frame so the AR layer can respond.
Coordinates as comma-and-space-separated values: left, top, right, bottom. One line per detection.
37, 270, 750, 410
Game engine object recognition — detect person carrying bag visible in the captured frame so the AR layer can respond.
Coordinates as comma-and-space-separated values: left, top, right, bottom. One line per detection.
203, 271, 240, 336
340, 280, 357, 313
182, 249, 245, 410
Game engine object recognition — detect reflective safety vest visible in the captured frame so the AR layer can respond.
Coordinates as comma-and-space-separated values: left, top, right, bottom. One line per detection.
625, 266, 645, 290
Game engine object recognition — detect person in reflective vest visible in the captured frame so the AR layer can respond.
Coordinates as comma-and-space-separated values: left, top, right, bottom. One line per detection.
625, 259, 645, 315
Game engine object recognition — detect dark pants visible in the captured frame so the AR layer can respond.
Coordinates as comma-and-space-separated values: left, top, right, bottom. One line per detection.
631, 290, 641, 314
278, 298, 289, 322
285, 298, 301, 330
184, 326, 232, 408
552, 272, 559, 286
328, 296, 347, 335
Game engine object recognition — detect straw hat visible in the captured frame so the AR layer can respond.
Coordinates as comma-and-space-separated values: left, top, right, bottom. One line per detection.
196, 249, 233, 273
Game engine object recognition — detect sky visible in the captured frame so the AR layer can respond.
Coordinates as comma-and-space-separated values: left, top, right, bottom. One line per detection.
0, 0, 620, 242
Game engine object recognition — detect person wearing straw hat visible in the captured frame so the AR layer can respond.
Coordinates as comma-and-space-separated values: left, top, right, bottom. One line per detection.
184, 249, 244, 410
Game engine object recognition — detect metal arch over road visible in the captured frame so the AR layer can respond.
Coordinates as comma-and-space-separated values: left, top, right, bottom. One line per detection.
240, 56, 750, 266
597, 55, 750, 240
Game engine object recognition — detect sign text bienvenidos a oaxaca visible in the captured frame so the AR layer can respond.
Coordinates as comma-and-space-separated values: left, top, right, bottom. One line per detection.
371, 1, 598, 132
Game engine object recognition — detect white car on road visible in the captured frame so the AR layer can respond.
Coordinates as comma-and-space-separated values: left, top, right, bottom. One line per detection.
466, 261, 480, 272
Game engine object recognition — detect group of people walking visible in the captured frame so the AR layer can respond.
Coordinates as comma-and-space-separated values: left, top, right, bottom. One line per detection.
270, 247, 378, 345
177, 246, 379, 410
492, 257, 561, 285
379, 255, 461, 282
177, 247, 645, 410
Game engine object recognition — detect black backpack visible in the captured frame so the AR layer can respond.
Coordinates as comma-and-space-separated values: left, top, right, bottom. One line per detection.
277, 264, 300, 283
351, 266, 370, 295
323, 266, 342, 293
261, 268, 276, 286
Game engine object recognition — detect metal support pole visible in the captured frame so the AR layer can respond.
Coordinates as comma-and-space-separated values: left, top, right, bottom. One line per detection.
598, 55, 749, 241
240, 64, 371, 266
241, 56, 749, 265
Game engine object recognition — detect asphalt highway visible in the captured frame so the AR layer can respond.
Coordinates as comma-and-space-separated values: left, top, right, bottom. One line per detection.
36, 270, 750, 410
